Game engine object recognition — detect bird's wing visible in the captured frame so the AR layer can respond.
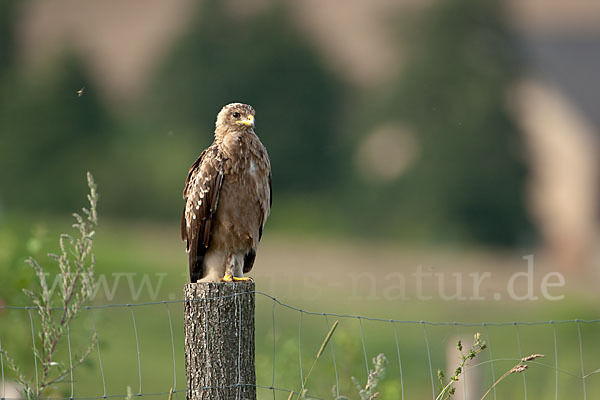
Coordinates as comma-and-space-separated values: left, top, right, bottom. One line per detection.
259, 172, 272, 241
268, 171, 273, 207
243, 168, 272, 273
181, 145, 224, 282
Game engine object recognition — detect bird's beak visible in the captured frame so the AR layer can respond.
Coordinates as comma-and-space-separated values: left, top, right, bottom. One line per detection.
237, 114, 255, 127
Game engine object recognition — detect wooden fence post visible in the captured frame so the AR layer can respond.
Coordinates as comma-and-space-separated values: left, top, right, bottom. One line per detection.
184, 282, 256, 400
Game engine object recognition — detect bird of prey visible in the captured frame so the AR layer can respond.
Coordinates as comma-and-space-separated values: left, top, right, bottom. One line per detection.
181, 103, 272, 283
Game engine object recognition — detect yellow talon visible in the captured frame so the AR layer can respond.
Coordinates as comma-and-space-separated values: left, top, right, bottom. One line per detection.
221, 274, 233, 282
233, 276, 253, 282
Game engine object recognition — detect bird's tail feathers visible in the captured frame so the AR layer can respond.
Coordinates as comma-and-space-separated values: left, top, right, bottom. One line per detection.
188, 239, 204, 283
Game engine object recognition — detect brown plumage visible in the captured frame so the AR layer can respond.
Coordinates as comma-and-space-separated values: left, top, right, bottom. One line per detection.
181, 103, 272, 282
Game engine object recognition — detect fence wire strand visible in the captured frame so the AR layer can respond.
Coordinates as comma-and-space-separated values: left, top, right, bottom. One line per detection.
514, 323, 527, 399
553, 323, 558, 400
483, 324, 497, 400
128, 307, 142, 396
391, 321, 405, 400
1, 336, 5, 400
358, 317, 369, 380
577, 321, 587, 400
422, 322, 436, 400
164, 303, 178, 400
298, 310, 304, 392
271, 300, 276, 400
88, 310, 106, 399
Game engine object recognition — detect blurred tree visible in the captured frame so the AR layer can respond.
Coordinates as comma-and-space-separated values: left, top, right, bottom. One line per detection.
0, 0, 18, 76
148, 0, 346, 196
354, 0, 533, 245
0, 54, 115, 214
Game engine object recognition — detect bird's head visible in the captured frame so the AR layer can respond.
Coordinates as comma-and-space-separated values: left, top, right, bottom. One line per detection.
216, 103, 256, 133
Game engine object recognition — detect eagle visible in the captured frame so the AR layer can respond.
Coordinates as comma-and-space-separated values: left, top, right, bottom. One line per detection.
181, 103, 272, 283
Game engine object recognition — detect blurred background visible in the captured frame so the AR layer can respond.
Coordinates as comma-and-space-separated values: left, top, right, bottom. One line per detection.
1, 0, 600, 398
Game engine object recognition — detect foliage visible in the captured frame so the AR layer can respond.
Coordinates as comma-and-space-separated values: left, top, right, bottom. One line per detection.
436, 333, 486, 400
333, 353, 389, 400
1, 173, 99, 399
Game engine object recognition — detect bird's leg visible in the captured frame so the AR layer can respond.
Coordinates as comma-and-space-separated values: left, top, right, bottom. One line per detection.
231, 255, 252, 282
221, 253, 252, 282
221, 254, 235, 282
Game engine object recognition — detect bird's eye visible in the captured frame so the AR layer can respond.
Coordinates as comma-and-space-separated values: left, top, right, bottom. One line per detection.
232, 112, 241, 118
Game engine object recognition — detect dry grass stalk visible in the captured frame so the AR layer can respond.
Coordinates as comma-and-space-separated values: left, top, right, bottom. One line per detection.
479, 353, 544, 400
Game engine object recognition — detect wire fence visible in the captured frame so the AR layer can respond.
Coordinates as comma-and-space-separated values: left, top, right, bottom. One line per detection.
1, 291, 600, 400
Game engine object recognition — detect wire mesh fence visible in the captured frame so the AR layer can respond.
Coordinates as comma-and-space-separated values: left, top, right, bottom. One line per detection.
1, 291, 599, 400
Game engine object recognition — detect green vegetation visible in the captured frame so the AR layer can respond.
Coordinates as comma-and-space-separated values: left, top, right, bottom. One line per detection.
336, 353, 388, 400
436, 333, 487, 399
1, 174, 98, 400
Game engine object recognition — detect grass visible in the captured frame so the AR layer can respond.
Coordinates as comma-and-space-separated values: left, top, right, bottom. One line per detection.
1, 215, 599, 399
